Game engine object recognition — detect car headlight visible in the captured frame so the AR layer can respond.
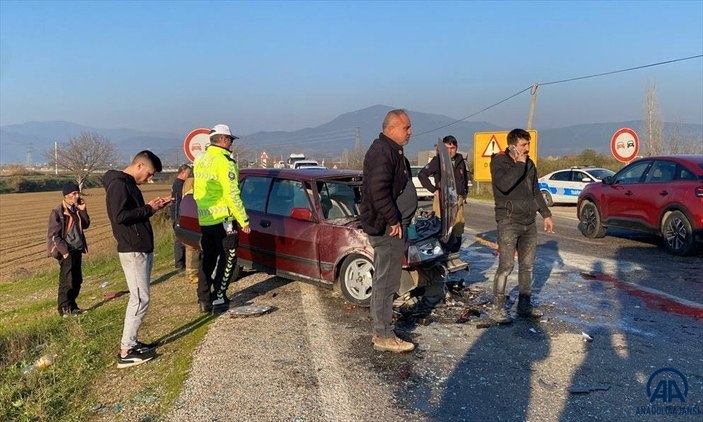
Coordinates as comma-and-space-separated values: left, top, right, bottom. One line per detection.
407, 238, 444, 265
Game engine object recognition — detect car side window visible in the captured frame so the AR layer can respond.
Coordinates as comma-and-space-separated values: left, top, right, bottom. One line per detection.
614, 161, 651, 185
240, 176, 271, 212
679, 167, 697, 181
318, 181, 359, 219
645, 161, 677, 183
551, 171, 571, 181
268, 179, 308, 217
573, 171, 590, 182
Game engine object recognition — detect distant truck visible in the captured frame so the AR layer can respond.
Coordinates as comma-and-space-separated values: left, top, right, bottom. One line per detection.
287, 153, 306, 168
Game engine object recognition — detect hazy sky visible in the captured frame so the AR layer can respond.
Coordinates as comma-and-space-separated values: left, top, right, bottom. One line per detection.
1, 0, 702, 136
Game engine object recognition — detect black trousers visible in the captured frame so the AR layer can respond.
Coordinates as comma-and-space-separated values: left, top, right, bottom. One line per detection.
198, 224, 227, 303
57, 251, 83, 315
173, 226, 186, 269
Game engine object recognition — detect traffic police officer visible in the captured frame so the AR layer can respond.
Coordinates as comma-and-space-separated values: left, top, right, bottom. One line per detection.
193, 124, 251, 312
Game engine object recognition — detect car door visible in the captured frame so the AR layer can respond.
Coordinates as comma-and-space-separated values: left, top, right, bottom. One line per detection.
568, 170, 593, 201
263, 178, 321, 280
639, 159, 680, 227
238, 175, 275, 270
544, 170, 571, 203
606, 160, 653, 222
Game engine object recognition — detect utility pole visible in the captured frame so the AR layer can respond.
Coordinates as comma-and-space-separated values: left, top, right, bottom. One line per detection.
54, 142, 58, 175
26, 143, 33, 169
527, 82, 539, 130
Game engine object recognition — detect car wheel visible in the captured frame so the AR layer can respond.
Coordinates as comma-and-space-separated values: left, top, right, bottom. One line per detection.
662, 211, 696, 256
578, 201, 606, 238
541, 190, 554, 207
338, 254, 373, 307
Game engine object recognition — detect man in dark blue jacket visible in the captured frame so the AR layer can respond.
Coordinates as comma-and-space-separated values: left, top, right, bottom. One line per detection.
361, 109, 417, 353
104, 150, 171, 368
171, 163, 191, 271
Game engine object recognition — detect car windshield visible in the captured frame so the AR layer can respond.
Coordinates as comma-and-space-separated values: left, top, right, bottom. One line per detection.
317, 179, 361, 219
588, 169, 615, 180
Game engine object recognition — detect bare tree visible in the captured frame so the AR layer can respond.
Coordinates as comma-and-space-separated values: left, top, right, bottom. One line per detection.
668, 121, 703, 155
45, 132, 119, 190
643, 81, 664, 156
341, 139, 365, 170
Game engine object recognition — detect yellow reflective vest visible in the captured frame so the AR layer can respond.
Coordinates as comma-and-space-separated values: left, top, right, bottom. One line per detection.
193, 145, 250, 228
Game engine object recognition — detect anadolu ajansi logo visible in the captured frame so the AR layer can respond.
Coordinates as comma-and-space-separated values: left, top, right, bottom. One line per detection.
647, 367, 688, 403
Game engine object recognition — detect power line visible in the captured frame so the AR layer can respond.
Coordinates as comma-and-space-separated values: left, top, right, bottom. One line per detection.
541, 54, 703, 86
416, 54, 703, 136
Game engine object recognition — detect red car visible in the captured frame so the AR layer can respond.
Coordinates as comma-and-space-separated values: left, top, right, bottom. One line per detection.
577, 155, 703, 256
176, 167, 467, 306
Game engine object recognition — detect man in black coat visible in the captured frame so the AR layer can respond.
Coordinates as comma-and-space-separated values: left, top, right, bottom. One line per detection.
361, 109, 417, 353
488, 129, 554, 324
418, 135, 470, 252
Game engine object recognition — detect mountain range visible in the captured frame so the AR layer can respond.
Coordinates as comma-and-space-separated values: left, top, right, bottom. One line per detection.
1, 105, 701, 166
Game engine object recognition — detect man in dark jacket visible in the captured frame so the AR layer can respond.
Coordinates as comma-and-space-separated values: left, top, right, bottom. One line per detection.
361, 109, 417, 353
171, 163, 191, 271
104, 150, 172, 369
418, 135, 470, 252
489, 129, 554, 324
47, 181, 90, 317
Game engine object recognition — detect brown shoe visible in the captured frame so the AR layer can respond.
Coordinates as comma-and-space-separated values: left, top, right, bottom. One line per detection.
372, 335, 415, 353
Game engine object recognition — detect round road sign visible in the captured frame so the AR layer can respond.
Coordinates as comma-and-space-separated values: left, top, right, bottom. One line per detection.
610, 128, 640, 163
184, 128, 211, 162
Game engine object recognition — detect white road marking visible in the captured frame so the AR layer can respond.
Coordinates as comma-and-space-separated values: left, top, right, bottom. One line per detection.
299, 283, 356, 421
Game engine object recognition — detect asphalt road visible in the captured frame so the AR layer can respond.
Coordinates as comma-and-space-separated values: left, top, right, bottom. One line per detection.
169, 199, 703, 422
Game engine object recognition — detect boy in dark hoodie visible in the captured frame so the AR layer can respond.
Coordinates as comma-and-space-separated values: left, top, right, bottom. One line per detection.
104, 150, 172, 369
47, 181, 90, 316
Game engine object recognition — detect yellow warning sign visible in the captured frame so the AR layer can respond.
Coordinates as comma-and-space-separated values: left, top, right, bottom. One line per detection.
473, 130, 538, 182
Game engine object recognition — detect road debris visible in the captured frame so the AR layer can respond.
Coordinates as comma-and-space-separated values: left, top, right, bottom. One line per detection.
567, 384, 610, 394
581, 331, 594, 342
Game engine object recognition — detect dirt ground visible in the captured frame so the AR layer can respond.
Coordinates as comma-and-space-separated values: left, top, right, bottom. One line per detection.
0, 183, 172, 282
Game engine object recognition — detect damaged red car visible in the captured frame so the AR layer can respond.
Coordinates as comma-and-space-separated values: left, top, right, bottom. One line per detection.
176, 165, 467, 306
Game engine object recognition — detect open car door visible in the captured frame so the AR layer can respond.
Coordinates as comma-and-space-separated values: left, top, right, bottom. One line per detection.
437, 143, 459, 244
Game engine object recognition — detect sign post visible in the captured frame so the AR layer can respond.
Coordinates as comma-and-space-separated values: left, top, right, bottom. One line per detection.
610, 128, 639, 163
473, 130, 538, 182
184, 128, 211, 162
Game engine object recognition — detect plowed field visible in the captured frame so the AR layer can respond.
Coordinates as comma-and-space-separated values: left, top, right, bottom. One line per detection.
0, 183, 172, 281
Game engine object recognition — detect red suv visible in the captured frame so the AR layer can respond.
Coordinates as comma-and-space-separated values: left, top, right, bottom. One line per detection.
577, 155, 703, 256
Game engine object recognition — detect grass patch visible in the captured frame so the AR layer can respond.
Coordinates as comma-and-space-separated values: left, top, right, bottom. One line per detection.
0, 219, 217, 421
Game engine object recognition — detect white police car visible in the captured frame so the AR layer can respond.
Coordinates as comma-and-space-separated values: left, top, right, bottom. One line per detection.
538, 167, 614, 206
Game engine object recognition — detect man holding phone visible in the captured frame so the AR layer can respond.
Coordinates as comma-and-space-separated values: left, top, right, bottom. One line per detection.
489, 129, 554, 324
104, 150, 171, 368
47, 181, 90, 317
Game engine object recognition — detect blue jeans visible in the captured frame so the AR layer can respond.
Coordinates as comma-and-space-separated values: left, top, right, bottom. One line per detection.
368, 233, 404, 338
493, 220, 537, 297
118, 252, 153, 350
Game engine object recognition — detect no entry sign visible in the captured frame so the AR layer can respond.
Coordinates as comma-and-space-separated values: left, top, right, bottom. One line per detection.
610, 128, 640, 163
184, 128, 211, 162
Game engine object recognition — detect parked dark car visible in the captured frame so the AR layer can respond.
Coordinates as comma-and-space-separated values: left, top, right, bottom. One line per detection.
577, 155, 703, 256
176, 167, 467, 306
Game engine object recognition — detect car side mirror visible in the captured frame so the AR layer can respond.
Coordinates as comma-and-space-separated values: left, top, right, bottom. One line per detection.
290, 207, 314, 222
602, 176, 614, 185
582, 177, 591, 182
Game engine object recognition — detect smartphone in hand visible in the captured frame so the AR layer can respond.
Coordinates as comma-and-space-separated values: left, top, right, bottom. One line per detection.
508, 145, 518, 158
